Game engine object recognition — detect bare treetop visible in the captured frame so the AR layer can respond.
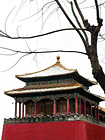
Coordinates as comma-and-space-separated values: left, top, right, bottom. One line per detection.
0, 0, 105, 92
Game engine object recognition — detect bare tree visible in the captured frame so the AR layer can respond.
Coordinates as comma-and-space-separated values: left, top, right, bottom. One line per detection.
0, 0, 105, 92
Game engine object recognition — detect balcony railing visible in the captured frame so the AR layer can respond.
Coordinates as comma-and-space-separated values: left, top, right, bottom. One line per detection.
4, 113, 105, 127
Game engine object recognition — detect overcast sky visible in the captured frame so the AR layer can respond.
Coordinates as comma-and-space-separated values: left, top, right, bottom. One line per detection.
1, 0, 105, 138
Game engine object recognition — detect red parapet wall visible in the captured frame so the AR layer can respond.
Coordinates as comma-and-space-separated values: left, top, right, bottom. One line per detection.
1, 121, 105, 140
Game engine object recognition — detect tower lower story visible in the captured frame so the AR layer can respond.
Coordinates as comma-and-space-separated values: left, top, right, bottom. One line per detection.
2, 121, 105, 140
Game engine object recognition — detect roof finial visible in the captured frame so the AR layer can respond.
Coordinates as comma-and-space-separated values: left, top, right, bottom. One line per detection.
56, 56, 60, 63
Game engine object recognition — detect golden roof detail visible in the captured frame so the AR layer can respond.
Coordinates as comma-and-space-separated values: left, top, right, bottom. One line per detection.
16, 56, 77, 79
56, 55, 60, 63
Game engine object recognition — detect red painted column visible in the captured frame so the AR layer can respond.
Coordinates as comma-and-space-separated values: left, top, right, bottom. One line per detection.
79, 98, 81, 115
75, 96, 78, 114
53, 98, 56, 116
15, 99, 17, 118
97, 106, 99, 120
91, 103, 93, 117
67, 97, 70, 115
22, 100, 24, 118
84, 99, 86, 115
95, 106, 97, 119
19, 102, 21, 118
25, 105, 27, 117
34, 99, 37, 117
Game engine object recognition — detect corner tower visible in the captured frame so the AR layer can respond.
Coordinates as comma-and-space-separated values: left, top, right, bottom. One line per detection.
2, 56, 105, 140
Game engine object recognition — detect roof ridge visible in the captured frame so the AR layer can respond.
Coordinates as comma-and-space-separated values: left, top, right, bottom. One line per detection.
16, 56, 76, 78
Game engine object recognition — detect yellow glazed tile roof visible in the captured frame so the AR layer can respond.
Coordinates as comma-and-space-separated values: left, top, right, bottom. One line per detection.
16, 56, 77, 78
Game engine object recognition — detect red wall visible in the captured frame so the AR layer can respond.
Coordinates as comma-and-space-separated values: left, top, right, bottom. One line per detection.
2, 121, 105, 140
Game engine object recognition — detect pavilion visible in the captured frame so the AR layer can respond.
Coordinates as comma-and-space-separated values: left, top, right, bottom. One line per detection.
2, 56, 105, 140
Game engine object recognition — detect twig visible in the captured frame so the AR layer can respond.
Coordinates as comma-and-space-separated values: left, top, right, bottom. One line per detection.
0, 47, 87, 55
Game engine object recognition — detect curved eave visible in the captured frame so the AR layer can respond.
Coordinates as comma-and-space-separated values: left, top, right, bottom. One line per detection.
98, 106, 105, 113
5, 85, 81, 96
16, 69, 77, 80
74, 72, 97, 87
5, 85, 104, 102
16, 71, 96, 88
81, 88, 105, 102
16, 72, 76, 82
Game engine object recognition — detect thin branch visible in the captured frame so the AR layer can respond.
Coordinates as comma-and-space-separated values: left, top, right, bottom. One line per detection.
0, 30, 11, 38
54, 0, 87, 48
94, 0, 103, 30
18, 1, 55, 22
16, 25, 22, 37
25, 40, 32, 52
56, 7, 62, 28
13, 0, 27, 23
0, 46, 87, 71
99, 33, 105, 40
0, 52, 18, 56
5, 6, 16, 34
73, 0, 85, 23
0, 47, 87, 55
35, 6, 59, 45
94, 0, 100, 24
81, 2, 105, 9
1, 53, 30, 72
72, 0, 92, 56
31, 50, 87, 55
35, 0, 39, 18
79, 0, 86, 5
0, 47, 24, 54
39, 7, 59, 36
19, 0, 27, 12
70, 2, 89, 45
55, 0, 79, 28
34, 2, 56, 23
0, 27, 86, 39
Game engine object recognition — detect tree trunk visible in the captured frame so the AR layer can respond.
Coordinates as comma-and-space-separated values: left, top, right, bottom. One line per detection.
88, 26, 105, 92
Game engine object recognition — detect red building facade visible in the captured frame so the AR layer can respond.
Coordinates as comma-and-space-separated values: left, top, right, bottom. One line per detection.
2, 56, 105, 140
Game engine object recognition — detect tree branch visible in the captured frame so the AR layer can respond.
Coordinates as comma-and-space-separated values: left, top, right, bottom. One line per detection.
5, 6, 16, 35
80, 2, 105, 9
1, 53, 30, 72
18, 1, 55, 22
70, 2, 89, 45
94, 0, 100, 23
94, 0, 103, 28
0, 27, 86, 39
73, 0, 91, 32
73, 0, 85, 23
45, 0, 88, 48
0, 47, 87, 55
